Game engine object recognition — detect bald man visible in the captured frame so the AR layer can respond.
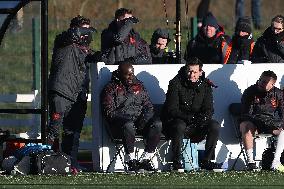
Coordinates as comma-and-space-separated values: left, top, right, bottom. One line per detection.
101, 59, 162, 173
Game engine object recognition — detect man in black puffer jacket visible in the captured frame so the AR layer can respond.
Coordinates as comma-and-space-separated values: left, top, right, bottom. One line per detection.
252, 15, 284, 63
184, 12, 231, 64
101, 8, 152, 65
162, 57, 220, 171
48, 15, 97, 174
101, 60, 162, 172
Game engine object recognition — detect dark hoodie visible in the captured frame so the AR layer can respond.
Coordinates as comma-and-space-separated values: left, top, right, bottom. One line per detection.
162, 66, 214, 123
184, 26, 231, 64
101, 70, 154, 122
252, 27, 284, 63
101, 18, 152, 65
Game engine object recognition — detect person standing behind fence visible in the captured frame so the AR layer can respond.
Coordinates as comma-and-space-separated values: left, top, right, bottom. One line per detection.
226, 17, 255, 64
162, 57, 221, 172
150, 28, 175, 64
101, 8, 152, 65
48, 15, 97, 174
101, 60, 162, 173
184, 12, 231, 64
235, 0, 262, 30
251, 15, 284, 63
239, 70, 284, 171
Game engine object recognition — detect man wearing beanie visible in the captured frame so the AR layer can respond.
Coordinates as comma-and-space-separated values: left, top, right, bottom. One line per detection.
150, 28, 177, 64
252, 15, 284, 63
184, 12, 231, 64
225, 17, 255, 64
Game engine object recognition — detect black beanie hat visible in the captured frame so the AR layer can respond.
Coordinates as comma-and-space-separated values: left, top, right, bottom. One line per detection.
151, 28, 171, 45
202, 12, 219, 29
235, 17, 252, 34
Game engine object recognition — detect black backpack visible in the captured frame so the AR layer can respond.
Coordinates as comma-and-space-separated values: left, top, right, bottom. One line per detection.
261, 140, 284, 170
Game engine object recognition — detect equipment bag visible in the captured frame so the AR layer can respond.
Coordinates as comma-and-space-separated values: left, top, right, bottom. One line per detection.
35, 151, 71, 174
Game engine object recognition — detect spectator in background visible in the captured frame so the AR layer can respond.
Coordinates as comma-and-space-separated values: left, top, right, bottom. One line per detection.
196, 0, 211, 28
226, 17, 255, 64
101, 8, 152, 65
251, 15, 284, 63
184, 12, 231, 64
235, 0, 262, 30
48, 15, 97, 174
101, 60, 162, 173
162, 57, 220, 172
239, 70, 284, 171
150, 28, 176, 64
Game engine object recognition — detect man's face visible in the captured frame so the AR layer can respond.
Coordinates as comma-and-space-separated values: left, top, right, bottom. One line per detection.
155, 38, 168, 50
272, 21, 284, 34
187, 65, 202, 83
258, 76, 276, 92
120, 65, 134, 85
203, 25, 217, 38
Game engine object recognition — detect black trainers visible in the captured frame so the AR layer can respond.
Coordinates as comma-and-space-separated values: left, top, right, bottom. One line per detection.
199, 160, 222, 171
139, 159, 156, 173
247, 162, 259, 171
172, 162, 185, 173
126, 159, 139, 173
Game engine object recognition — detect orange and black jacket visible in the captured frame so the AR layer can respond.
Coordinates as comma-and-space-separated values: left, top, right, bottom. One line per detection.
223, 35, 255, 64
184, 25, 231, 64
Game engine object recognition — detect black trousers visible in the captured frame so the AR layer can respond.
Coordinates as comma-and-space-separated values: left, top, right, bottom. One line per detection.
164, 118, 220, 165
49, 91, 87, 168
109, 117, 162, 154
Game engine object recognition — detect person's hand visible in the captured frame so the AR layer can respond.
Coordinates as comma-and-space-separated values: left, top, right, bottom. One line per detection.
129, 16, 139, 24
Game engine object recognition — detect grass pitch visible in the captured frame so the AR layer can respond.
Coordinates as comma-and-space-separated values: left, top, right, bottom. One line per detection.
0, 171, 284, 189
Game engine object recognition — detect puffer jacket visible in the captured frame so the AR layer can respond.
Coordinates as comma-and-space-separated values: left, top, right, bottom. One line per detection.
101, 70, 154, 122
251, 27, 284, 63
48, 30, 93, 101
184, 26, 231, 64
162, 66, 214, 123
241, 84, 283, 119
101, 18, 152, 65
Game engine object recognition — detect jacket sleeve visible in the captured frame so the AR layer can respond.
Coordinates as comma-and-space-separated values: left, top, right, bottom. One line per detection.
164, 80, 190, 121
277, 40, 284, 57
241, 88, 254, 115
134, 39, 152, 64
251, 38, 270, 63
200, 85, 214, 119
140, 86, 154, 122
114, 18, 136, 44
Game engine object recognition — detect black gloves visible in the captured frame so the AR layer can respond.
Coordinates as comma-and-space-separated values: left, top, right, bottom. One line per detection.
128, 16, 139, 24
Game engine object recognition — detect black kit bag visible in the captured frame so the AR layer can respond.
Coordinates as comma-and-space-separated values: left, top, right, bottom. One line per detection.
262, 140, 284, 170
35, 151, 71, 174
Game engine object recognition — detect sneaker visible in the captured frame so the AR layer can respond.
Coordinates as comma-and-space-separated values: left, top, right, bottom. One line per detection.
139, 159, 156, 173
271, 163, 284, 172
199, 160, 222, 171
71, 167, 79, 175
172, 162, 184, 173
247, 162, 259, 171
126, 159, 139, 173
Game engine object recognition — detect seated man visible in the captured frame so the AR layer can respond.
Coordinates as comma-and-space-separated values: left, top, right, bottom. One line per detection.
162, 57, 221, 172
101, 60, 162, 172
240, 70, 284, 171
150, 28, 175, 64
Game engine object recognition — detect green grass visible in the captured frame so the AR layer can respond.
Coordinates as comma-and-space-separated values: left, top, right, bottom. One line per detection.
1, 171, 284, 188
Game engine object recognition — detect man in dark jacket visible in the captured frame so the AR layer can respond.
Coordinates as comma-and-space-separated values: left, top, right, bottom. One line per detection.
226, 17, 255, 64
150, 28, 175, 64
162, 57, 220, 172
252, 15, 284, 63
184, 12, 231, 64
101, 60, 162, 172
101, 8, 152, 65
48, 15, 96, 174
240, 70, 284, 171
